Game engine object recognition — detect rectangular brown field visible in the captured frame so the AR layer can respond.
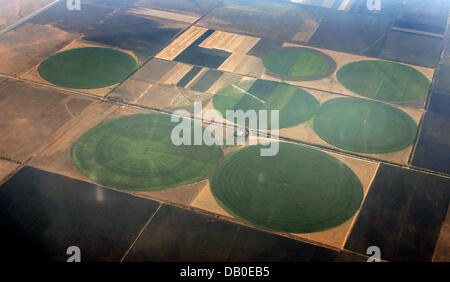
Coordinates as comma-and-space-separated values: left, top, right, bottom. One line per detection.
0, 79, 94, 162
158, 62, 194, 85
156, 26, 208, 61
108, 59, 217, 112
199, 30, 260, 54
127, 8, 199, 24
108, 79, 154, 104
0, 23, 77, 75
190, 142, 380, 249
134, 84, 181, 110
133, 58, 178, 83
108, 58, 177, 103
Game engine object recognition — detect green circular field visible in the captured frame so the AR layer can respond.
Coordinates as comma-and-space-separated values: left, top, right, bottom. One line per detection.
262, 47, 336, 81
337, 60, 430, 102
210, 143, 363, 233
38, 47, 138, 89
72, 113, 223, 191
313, 98, 418, 154
213, 79, 319, 129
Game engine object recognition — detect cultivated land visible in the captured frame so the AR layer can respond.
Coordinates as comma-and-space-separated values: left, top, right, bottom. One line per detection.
262, 47, 336, 81
38, 47, 138, 89
0, 0, 449, 262
312, 98, 419, 154
72, 113, 223, 191
210, 143, 364, 233
213, 79, 320, 129
157, 30, 434, 109
337, 60, 431, 102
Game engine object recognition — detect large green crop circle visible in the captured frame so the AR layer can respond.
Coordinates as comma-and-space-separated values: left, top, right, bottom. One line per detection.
38, 47, 138, 89
337, 60, 430, 102
72, 113, 223, 191
262, 47, 336, 81
210, 143, 364, 233
213, 79, 320, 129
313, 98, 418, 153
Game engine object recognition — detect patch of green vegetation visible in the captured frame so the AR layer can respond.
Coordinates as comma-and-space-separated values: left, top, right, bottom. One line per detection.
337, 60, 430, 102
313, 98, 418, 153
213, 79, 319, 129
263, 48, 328, 78
38, 47, 137, 89
210, 143, 364, 233
72, 113, 223, 191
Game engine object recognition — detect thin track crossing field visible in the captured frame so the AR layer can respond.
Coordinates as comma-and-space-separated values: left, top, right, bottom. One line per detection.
213, 79, 320, 129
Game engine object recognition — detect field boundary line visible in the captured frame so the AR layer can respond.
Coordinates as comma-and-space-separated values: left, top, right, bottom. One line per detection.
232, 83, 266, 104
120, 204, 162, 262
0, 0, 61, 34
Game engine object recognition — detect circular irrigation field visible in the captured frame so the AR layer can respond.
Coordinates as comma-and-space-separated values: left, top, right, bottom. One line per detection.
38, 47, 138, 89
262, 47, 336, 81
213, 79, 320, 129
313, 98, 418, 154
72, 113, 223, 191
337, 60, 430, 102
210, 143, 364, 233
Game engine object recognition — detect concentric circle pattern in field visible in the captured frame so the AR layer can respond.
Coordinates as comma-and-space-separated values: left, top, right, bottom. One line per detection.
262, 47, 337, 81
72, 113, 223, 191
337, 60, 430, 102
313, 98, 418, 154
213, 79, 320, 129
38, 47, 138, 89
210, 143, 364, 233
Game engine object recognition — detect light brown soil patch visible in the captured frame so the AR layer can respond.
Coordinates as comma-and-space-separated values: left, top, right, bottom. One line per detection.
0, 23, 76, 75
0, 0, 53, 30
156, 26, 208, 60
0, 160, 20, 183
0, 79, 94, 162
159, 62, 193, 85
127, 7, 198, 23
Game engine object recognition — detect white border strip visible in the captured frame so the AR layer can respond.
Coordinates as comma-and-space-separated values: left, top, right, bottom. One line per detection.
0, 0, 61, 34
